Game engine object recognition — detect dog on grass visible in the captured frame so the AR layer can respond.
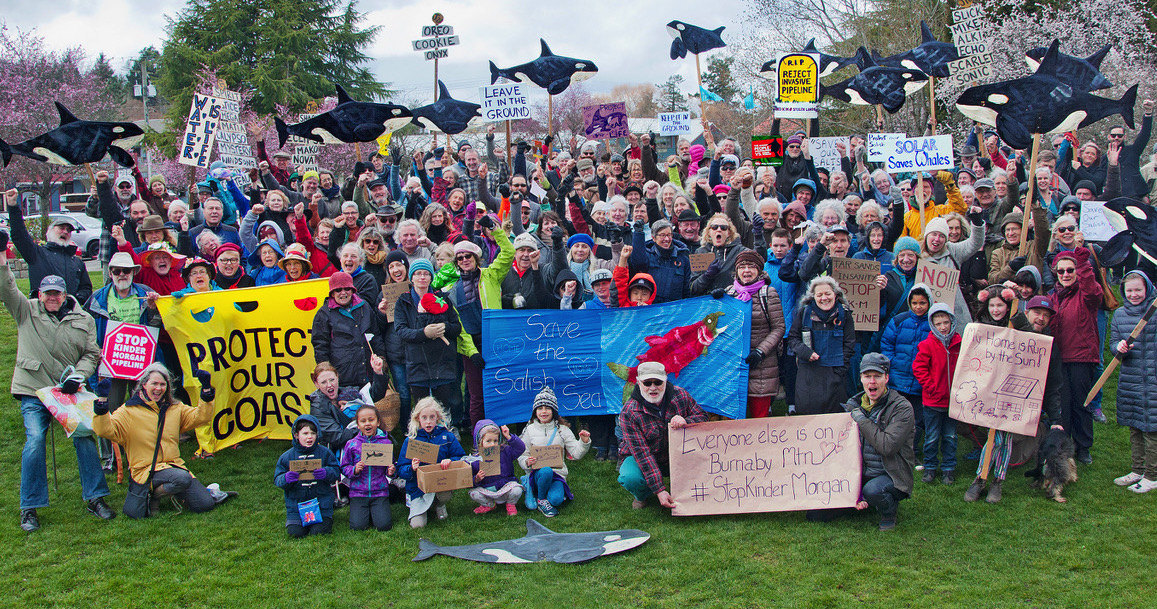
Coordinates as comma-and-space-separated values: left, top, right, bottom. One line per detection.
1026, 428, 1078, 502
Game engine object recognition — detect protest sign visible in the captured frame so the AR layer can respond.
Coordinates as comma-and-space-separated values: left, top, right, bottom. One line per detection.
212, 88, 256, 188
832, 258, 881, 331
289, 458, 322, 481
481, 296, 751, 424
950, 324, 1053, 436
381, 281, 409, 322
658, 112, 692, 136
1079, 200, 1119, 242
946, 54, 995, 89
689, 252, 715, 273
867, 133, 905, 162
155, 280, 331, 453
582, 103, 629, 139
480, 446, 502, 476
376, 132, 392, 155
479, 83, 530, 122
809, 137, 846, 175
751, 135, 784, 167
530, 445, 565, 469
916, 259, 960, 309
775, 53, 820, 118
947, 4, 993, 88
669, 414, 861, 516
361, 443, 394, 467
884, 135, 955, 172
178, 93, 226, 168
406, 439, 441, 464
417, 461, 472, 492
98, 321, 159, 381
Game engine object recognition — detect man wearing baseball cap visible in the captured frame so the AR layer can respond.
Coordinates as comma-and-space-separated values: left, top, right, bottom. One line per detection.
617, 361, 709, 510
3, 189, 92, 304
0, 239, 112, 532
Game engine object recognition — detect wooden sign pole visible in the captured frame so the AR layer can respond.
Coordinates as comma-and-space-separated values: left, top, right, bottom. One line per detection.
505, 119, 514, 171
929, 76, 937, 135
695, 53, 708, 128
547, 94, 554, 138
354, 142, 362, 162
1017, 134, 1041, 257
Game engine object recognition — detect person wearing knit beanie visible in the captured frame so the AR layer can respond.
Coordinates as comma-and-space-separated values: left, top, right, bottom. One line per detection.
893, 236, 921, 258
408, 257, 434, 280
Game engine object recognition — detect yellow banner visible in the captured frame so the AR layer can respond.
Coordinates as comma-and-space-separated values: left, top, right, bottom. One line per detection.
156, 280, 331, 453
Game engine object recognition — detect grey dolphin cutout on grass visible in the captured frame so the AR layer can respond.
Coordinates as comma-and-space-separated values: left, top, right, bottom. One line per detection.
413, 519, 650, 564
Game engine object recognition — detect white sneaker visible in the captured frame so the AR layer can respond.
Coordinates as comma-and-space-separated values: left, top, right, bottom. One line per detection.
1129, 478, 1157, 494
435, 504, 448, 520
410, 514, 427, 528
1114, 472, 1143, 486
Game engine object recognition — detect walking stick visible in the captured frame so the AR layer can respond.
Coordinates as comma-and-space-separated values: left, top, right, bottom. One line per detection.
50, 423, 59, 492
1085, 296, 1157, 406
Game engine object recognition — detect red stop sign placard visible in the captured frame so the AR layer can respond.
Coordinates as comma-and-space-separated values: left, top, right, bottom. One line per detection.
99, 321, 159, 380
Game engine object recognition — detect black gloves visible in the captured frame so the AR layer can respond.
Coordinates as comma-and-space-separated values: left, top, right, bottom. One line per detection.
752, 214, 765, 232
478, 215, 495, 230
194, 369, 215, 402
550, 226, 564, 246
559, 174, 575, 195
390, 146, 402, 166
703, 258, 722, 279
745, 349, 764, 367
60, 378, 82, 394
517, 141, 529, 155
967, 207, 986, 226
0, 230, 8, 251
710, 288, 726, 299
633, 219, 646, 232
543, 135, 553, 148
842, 399, 867, 422
499, 184, 511, 198
93, 398, 109, 416
470, 353, 485, 369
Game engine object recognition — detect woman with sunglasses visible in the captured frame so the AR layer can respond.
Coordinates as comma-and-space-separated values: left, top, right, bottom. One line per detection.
1048, 246, 1102, 465
690, 214, 749, 295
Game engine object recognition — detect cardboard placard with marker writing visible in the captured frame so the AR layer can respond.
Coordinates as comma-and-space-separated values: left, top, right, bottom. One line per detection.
406, 439, 441, 464
289, 458, 322, 481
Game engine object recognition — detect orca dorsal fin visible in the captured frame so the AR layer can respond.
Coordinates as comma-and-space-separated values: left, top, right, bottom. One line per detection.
526, 519, 555, 536
1036, 40, 1062, 78
437, 80, 452, 101
855, 47, 875, 69
920, 21, 935, 44
540, 39, 554, 57
335, 84, 353, 105
804, 38, 818, 52
1087, 44, 1111, 69
55, 102, 80, 125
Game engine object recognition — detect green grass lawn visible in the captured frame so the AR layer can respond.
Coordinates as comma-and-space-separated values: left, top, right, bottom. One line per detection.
2, 273, 1156, 608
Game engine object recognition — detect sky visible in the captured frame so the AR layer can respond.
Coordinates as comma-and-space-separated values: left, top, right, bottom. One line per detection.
2, 0, 751, 106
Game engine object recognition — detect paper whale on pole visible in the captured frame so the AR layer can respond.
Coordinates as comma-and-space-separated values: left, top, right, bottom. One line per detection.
821, 48, 929, 113
409, 81, 483, 135
489, 39, 598, 96
274, 84, 413, 147
666, 20, 726, 59
0, 102, 143, 168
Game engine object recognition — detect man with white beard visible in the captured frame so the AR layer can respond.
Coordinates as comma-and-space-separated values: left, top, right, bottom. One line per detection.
5, 189, 92, 303
617, 362, 709, 511
84, 251, 161, 468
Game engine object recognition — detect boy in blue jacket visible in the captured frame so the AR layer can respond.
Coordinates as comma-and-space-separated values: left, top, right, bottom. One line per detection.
274, 415, 342, 538
880, 284, 932, 464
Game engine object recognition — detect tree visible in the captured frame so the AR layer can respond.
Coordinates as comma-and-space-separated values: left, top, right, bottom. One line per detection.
92, 52, 127, 102
598, 84, 658, 117
158, 0, 391, 131
656, 75, 689, 112
702, 56, 740, 103
127, 46, 166, 114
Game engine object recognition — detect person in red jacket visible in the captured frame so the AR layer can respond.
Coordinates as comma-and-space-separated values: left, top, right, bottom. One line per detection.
1048, 246, 1102, 464
612, 245, 656, 307
125, 242, 187, 296
291, 203, 337, 277
912, 303, 961, 485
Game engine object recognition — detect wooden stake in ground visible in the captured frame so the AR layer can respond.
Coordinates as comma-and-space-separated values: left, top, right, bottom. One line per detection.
1018, 134, 1041, 257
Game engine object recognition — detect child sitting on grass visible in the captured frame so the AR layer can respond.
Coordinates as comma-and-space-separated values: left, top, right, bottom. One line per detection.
518, 387, 591, 517
340, 402, 396, 532
468, 420, 525, 515
274, 415, 341, 538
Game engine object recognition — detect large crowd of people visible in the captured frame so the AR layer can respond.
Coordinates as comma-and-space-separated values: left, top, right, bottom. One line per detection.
6, 100, 1157, 535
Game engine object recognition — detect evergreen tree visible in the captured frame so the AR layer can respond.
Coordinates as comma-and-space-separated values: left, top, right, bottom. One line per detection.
656, 75, 688, 112
701, 56, 739, 103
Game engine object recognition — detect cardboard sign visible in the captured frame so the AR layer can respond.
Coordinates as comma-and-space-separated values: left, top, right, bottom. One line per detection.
479, 83, 530, 122
479, 446, 502, 476
884, 135, 955, 172
867, 133, 905, 162
751, 135, 784, 167
832, 258, 881, 331
916, 259, 960, 309
178, 93, 227, 168
946, 54, 995, 89
289, 458, 322, 481
658, 112, 692, 136
529, 445, 565, 469
417, 461, 473, 493
775, 53, 820, 118
809, 137, 846, 175
669, 414, 862, 516
98, 321, 160, 380
582, 103, 629, 140
689, 253, 716, 273
1079, 200, 1119, 242
361, 443, 394, 467
406, 439, 441, 464
950, 324, 1053, 436
381, 281, 410, 322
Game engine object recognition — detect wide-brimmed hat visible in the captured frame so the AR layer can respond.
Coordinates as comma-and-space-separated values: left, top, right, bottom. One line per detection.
140, 242, 185, 265
108, 251, 140, 271
278, 243, 313, 273
136, 215, 169, 238
181, 257, 216, 281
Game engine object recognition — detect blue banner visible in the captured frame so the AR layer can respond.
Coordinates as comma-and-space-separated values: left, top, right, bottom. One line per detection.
482, 296, 751, 425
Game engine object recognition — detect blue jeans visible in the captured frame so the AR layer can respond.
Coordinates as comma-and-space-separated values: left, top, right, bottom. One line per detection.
862, 474, 903, 518
532, 467, 566, 507
389, 363, 412, 424
922, 407, 957, 472
21, 396, 109, 509
618, 456, 654, 501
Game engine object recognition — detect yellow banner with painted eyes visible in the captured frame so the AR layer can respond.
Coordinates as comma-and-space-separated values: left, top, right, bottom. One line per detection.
156, 279, 332, 453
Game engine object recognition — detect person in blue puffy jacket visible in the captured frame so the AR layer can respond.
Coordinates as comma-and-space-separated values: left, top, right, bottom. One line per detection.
880, 283, 932, 460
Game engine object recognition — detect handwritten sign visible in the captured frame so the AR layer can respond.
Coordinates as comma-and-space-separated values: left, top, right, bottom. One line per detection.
775, 53, 820, 118
289, 458, 322, 481
946, 54, 995, 89
212, 89, 256, 188
530, 445, 565, 469
416, 461, 472, 492
479, 83, 530, 122
361, 443, 393, 466
480, 446, 502, 476
867, 133, 905, 162
406, 439, 440, 464
289, 112, 319, 171
916, 259, 960, 309
809, 137, 846, 176
751, 135, 784, 167
884, 135, 955, 172
658, 112, 692, 136
381, 281, 410, 322
950, 324, 1053, 436
179, 93, 226, 168
1079, 200, 1119, 242
582, 103, 629, 140
689, 252, 715, 273
832, 258, 881, 331
669, 414, 862, 516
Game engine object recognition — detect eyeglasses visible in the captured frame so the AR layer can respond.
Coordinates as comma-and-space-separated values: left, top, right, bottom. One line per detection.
110, 268, 133, 276
362, 240, 382, 246
1109, 132, 1125, 138
217, 257, 240, 265
379, 217, 397, 224
1056, 267, 1076, 276
456, 254, 474, 261
117, 184, 133, 189
709, 224, 729, 231
787, 144, 800, 149
1056, 226, 1076, 233
641, 379, 665, 387
721, 165, 737, 171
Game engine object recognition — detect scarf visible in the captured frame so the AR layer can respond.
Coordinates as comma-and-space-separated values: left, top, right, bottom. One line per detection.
320, 184, 340, 199
365, 249, 387, 266
731, 279, 765, 302
217, 268, 246, 289
569, 259, 592, 292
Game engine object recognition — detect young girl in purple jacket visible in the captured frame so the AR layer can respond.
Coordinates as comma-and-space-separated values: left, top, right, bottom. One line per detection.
468, 420, 525, 515
340, 403, 396, 531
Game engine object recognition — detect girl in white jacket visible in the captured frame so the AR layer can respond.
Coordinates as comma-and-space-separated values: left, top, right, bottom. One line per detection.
518, 387, 591, 516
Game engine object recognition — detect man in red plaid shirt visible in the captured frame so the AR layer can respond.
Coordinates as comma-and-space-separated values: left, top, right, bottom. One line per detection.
617, 361, 709, 510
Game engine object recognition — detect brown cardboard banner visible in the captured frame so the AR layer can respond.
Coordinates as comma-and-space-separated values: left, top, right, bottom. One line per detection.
361, 443, 394, 467
530, 445, 565, 469
406, 439, 441, 464
916, 259, 959, 309
289, 458, 322, 480
950, 323, 1052, 436
832, 258, 881, 331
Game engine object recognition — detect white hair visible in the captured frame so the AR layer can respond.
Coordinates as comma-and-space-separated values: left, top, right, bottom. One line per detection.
813, 199, 847, 225
757, 198, 781, 214
396, 218, 425, 237
339, 241, 366, 263
855, 201, 882, 227
801, 275, 847, 308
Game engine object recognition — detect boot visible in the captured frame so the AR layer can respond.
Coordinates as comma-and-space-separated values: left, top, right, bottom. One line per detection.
963, 477, 985, 502
986, 480, 1003, 504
